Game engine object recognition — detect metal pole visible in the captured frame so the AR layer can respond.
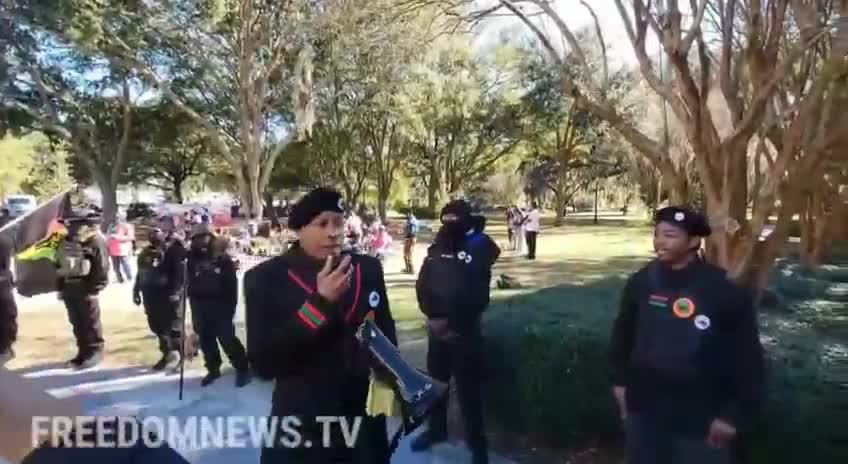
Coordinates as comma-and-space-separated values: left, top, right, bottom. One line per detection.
178, 258, 188, 400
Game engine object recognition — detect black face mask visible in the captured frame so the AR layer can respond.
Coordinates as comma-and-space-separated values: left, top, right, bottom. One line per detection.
191, 236, 212, 253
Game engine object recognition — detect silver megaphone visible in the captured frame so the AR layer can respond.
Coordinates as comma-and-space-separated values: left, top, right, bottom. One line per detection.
355, 319, 448, 423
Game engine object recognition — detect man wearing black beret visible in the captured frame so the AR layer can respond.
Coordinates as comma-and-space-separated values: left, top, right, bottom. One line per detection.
244, 187, 397, 463
608, 206, 765, 464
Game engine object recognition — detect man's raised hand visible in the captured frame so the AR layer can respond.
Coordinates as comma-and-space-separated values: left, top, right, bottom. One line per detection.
316, 254, 352, 303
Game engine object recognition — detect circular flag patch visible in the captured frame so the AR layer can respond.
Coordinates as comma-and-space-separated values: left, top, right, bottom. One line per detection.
672, 297, 696, 318
694, 314, 711, 330
368, 290, 380, 308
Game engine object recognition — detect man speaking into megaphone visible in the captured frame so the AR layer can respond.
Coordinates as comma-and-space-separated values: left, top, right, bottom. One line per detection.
245, 187, 403, 464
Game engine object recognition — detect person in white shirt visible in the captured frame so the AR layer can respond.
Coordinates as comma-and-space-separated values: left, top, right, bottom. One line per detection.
345, 211, 363, 247
524, 202, 541, 260
511, 206, 526, 253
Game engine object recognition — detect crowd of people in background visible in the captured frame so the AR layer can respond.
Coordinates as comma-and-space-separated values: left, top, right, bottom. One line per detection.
506, 202, 541, 260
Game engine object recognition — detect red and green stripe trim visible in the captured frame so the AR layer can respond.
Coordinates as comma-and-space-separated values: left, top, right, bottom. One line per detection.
296, 302, 326, 330
648, 294, 669, 308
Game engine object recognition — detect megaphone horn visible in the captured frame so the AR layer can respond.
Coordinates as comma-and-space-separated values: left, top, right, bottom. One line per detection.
355, 320, 448, 423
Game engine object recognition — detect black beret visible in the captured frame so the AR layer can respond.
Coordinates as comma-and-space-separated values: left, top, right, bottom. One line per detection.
288, 187, 345, 230
654, 205, 712, 237
440, 199, 472, 224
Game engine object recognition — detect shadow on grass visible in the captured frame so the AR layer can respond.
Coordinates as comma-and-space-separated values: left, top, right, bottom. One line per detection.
492, 256, 648, 289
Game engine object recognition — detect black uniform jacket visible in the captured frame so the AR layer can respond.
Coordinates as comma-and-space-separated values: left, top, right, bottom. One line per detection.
57, 234, 109, 296
187, 247, 237, 312
245, 243, 398, 419
416, 230, 500, 334
136, 240, 187, 300
609, 258, 765, 432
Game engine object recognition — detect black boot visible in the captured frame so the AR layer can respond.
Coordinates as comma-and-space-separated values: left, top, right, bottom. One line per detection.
153, 351, 180, 371
201, 370, 221, 387
73, 351, 103, 370
151, 354, 169, 371
410, 430, 447, 452
235, 369, 252, 388
65, 353, 84, 369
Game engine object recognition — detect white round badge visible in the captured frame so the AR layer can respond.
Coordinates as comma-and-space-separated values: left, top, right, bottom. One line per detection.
674, 211, 685, 221
465, 254, 473, 263
694, 314, 711, 330
368, 290, 380, 308
337, 197, 345, 211
457, 251, 467, 260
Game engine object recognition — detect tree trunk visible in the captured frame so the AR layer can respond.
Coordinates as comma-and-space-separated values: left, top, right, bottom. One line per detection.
553, 189, 567, 226
172, 179, 184, 204
800, 191, 818, 270
264, 192, 279, 228
801, 184, 843, 270
593, 183, 600, 225
240, 167, 263, 220
98, 180, 118, 232
427, 162, 442, 216
377, 187, 390, 223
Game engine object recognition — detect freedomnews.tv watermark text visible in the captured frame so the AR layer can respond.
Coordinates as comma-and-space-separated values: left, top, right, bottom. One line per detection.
31, 415, 364, 449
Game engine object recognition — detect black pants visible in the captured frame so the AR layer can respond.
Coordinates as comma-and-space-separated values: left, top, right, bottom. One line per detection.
143, 295, 183, 355
190, 297, 248, 372
260, 414, 389, 464
425, 330, 488, 460
625, 413, 730, 464
0, 285, 17, 353
525, 231, 538, 259
261, 376, 390, 464
62, 293, 104, 357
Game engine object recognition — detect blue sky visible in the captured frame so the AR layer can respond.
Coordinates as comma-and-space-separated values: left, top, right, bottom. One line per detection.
472, 0, 679, 68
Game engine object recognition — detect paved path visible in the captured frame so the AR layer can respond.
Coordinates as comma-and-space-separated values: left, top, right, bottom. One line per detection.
15, 361, 516, 463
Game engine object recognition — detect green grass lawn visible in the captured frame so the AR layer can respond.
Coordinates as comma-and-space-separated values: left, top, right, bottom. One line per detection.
8, 212, 653, 370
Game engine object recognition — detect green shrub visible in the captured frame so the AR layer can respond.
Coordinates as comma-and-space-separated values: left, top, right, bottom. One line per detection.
482, 278, 625, 448
770, 264, 832, 299
481, 277, 847, 463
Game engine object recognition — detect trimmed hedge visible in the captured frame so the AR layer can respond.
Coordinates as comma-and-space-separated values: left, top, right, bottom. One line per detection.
481, 275, 847, 463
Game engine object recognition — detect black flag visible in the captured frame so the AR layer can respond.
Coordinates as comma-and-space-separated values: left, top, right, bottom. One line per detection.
0, 191, 72, 297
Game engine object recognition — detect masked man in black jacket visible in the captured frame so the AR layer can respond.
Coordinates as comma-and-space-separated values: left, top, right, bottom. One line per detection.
412, 200, 500, 464
0, 235, 16, 365
134, 222, 187, 371
245, 187, 397, 464
609, 206, 765, 464
55, 210, 109, 369
187, 223, 251, 387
